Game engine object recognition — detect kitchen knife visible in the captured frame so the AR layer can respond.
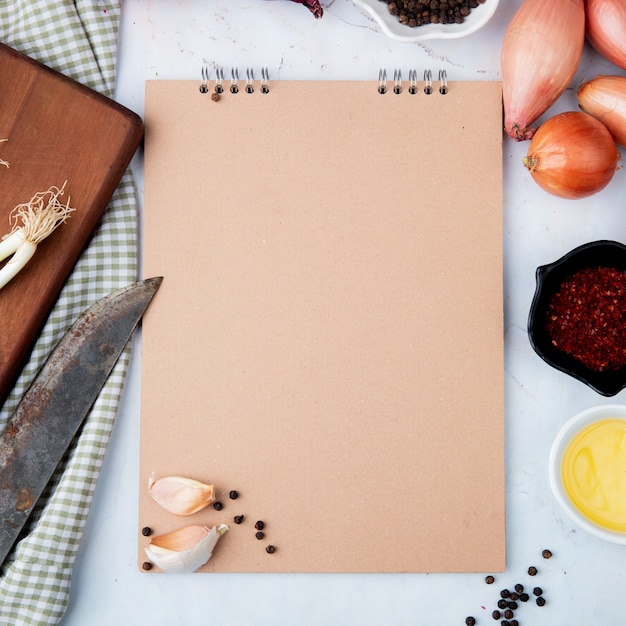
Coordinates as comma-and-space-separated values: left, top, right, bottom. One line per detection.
0, 276, 162, 567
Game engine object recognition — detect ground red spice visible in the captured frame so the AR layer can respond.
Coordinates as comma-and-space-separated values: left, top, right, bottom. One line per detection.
546, 266, 626, 371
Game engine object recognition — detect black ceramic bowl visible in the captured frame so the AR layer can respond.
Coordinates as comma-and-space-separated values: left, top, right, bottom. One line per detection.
528, 240, 626, 397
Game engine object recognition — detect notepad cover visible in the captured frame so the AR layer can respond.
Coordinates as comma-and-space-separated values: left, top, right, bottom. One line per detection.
140, 78, 504, 573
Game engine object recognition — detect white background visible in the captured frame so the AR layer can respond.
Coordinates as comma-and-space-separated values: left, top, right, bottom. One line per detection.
60, 1, 626, 624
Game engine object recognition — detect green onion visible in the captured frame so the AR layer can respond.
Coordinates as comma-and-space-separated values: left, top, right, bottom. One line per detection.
0, 183, 74, 290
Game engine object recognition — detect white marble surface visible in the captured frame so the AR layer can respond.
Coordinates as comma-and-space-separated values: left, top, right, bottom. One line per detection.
59, 1, 626, 624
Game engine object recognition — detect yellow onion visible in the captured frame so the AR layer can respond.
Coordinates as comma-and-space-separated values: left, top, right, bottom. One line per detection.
502, 0, 585, 141
578, 75, 626, 147
585, 0, 626, 71
523, 111, 621, 199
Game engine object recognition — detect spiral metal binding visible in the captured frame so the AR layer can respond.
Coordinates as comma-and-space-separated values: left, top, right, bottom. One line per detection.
438, 69, 448, 95
378, 69, 387, 95
424, 69, 433, 95
215, 67, 224, 93
408, 69, 418, 95
200, 66, 271, 95
200, 65, 209, 93
261, 67, 270, 94
246, 68, 255, 93
377, 68, 448, 95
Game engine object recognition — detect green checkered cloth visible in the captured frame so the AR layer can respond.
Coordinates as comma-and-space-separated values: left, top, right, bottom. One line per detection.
0, 2, 137, 624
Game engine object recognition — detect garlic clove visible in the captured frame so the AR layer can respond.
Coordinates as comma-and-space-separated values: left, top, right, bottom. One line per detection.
148, 473, 215, 516
144, 524, 229, 573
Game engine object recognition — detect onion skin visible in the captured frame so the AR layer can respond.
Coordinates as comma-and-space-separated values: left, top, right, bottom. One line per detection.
578, 75, 626, 147
585, 0, 626, 70
502, 0, 585, 141
523, 111, 621, 199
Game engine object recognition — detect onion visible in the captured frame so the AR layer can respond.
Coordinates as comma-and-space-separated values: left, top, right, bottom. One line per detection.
501, 0, 585, 141
585, 0, 626, 70
522, 111, 621, 199
578, 75, 626, 147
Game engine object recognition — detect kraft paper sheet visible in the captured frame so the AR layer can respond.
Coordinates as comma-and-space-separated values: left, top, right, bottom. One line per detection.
140, 77, 504, 573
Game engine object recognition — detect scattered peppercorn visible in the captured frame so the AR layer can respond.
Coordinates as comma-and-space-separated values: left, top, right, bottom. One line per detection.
528, 566, 538, 576
501, 621, 511, 626
492, 610, 501, 620
500, 589, 511, 599
509, 592, 519, 601
519, 593, 529, 603
229, 490, 239, 499
545, 266, 626, 371
233, 515, 244, 524
533, 587, 543, 596
485, 575, 495, 584
497, 599, 508, 609
211, 92, 220, 102
141, 561, 153, 571
141, 526, 152, 537
255, 520, 265, 530
510, 622, 519, 626
536, 596, 546, 607
504, 609, 513, 619
255, 531, 265, 540
514, 583, 523, 593
542, 549, 553, 559
266, 544, 276, 554
507, 601, 518, 611
465, 617, 476, 626
214, 501, 223, 511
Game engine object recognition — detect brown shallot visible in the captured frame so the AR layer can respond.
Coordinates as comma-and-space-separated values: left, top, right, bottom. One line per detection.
578, 75, 626, 146
585, 0, 626, 71
502, 0, 585, 141
522, 111, 620, 199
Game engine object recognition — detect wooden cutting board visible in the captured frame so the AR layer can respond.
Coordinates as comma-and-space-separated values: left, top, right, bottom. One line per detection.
0, 43, 143, 407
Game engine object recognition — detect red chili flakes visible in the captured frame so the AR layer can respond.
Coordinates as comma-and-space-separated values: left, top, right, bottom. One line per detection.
546, 266, 626, 371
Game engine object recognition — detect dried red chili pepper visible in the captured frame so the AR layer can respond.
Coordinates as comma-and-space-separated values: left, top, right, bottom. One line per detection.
545, 266, 626, 371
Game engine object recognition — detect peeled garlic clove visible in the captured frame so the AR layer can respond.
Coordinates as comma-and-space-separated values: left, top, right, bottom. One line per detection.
148, 474, 215, 516
145, 524, 229, 573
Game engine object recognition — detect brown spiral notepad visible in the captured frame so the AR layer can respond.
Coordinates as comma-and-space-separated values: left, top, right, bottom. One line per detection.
140, 69, 504, 573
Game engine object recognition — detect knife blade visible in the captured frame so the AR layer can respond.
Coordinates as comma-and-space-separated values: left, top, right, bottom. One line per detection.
0, 276, 162, 566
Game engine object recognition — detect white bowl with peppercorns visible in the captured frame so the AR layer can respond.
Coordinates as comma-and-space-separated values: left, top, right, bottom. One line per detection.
353, 0, 500, 42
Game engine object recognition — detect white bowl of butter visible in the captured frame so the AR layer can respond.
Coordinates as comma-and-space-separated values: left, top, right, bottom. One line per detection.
549, 404, 626, 544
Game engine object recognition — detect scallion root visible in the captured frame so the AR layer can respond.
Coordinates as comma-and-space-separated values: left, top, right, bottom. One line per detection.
0, 182, 75, 290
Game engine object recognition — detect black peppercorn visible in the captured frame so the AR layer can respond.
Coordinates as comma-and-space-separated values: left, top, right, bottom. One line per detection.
255, 531, 265, 540
266, 545, 276, 554
514, 583, 523, 593
533, 586, 543, 596
141, 561, 153, 571
255, 520, 265, 530
504, 610, 513, 619
509, 592, 519, 601
465, 617, 476, 626
500, 589, 511, 599
229, 490, 239, 499
497, 599, 508, 609
519, 593, 529, 602
485, 575, 495, 584
507, 601, 518, 611
542, 549, 553, 559
528, 566, 538, 576
501, 621, 511, 626
233, 515, 244, 524
141, 526, 152, 537
492, 610, 501, 620
510, 621, 518, 626
536, 596, 546, 607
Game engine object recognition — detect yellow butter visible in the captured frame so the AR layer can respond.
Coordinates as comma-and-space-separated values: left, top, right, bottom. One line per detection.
562, 419, 626, 532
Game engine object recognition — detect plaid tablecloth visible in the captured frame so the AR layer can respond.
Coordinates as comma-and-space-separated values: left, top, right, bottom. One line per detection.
0, 2, 137, 624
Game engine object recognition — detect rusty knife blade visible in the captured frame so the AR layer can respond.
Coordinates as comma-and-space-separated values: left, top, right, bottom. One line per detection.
0, 276, 162, 567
